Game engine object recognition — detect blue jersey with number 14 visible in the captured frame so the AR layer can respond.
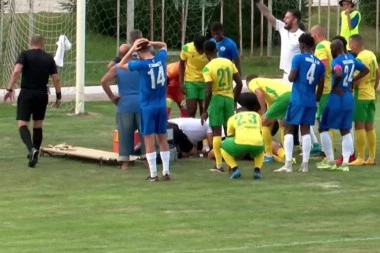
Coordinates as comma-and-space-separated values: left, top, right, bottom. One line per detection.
128, 50, 167, 107
290, 53, 325, 107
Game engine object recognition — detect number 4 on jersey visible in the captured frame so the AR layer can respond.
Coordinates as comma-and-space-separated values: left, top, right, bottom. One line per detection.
148, 65, 165, 89
306, 63, 316, 85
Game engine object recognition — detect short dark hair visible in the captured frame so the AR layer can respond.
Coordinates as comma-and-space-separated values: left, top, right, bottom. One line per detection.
237, 93, 261, 112
204, 40, 217, 54
211, 21, 224, 32
332, 35, 348, 50
289, 9, 302, 23
349, 34, 364, 46
299, 32, 315, 48
130, 30, 143, 43
246, 74, 259, 84
31, 34, 45, 46
194, 35, 207, 51
136, 41, 150, 52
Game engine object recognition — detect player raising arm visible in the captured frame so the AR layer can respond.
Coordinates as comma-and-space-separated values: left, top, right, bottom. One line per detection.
317, 39, 369, 172
201, 41, 243, 173
119, 39, 171, 182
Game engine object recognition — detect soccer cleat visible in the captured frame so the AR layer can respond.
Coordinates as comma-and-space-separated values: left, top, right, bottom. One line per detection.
299, 162, 308, 172
253, 169, 262, 180
230, 169, 241, 179
292, 158, 297, 165
28, 148, 39, 168
335, 166, 350, 172
264, 155, 274, 163
348, 159, 365, 166
274, 162, 293, 173
317, 160, 337, 171
146, 176, 158, 182
210, 166, 225, 173
163, 174, 171, 181
316, 158, 327, 167
310, 144, 322, 154
336, 154, 356, 165
364, 159, 376, 165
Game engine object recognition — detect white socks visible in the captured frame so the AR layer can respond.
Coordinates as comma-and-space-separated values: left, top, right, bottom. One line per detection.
342, 133, 353, 165
146, 152, 157, 178
310, 127, 318, 145
320, 131, 334, 163
160, 151, 170, 175
302, 134, 311, 163
284, 134, 294, 162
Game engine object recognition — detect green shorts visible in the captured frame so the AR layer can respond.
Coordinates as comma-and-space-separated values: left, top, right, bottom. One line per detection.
208, 95, 235, 127
265, 92, 291, 120
184, 81, 205, 100
354, 99, 376, 123
222, 137, 264, 158
316, 94, 329, 119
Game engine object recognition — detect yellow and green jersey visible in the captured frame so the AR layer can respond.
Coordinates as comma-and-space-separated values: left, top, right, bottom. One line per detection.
227, 111, 263, 146
202, 58, 238, 99
248, 78, 291, 107
354, 50, 378, 100
315, 40, 333, 94
180, 42, 209, 82
340, 10, 361, 50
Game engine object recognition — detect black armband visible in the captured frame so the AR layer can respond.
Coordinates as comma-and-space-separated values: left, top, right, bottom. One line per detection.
56, 92, 62, 100
6, 88, 13, 92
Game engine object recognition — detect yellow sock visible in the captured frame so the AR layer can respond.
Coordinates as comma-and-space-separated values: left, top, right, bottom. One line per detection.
262, 127, 273, 156
367, 129, 376, 159
277, 147, 285, 161
254, 152, 265, 169
213, 136, 223, 167
355, 129, 366, 160
280, 127, 285, 146
329, 130, 335, 151
221, 149, 237, 168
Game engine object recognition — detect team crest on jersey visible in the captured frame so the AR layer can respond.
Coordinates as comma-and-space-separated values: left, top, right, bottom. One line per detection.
220, 46, 226, 51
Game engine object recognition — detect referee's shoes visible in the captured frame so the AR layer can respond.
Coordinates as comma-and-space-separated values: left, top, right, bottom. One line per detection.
28, 148, 39, 168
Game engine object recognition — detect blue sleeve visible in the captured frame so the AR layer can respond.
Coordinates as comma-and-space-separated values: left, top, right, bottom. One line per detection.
156, 49, 168, 64
229, 40, 239, 60
353, 58, 366, 72
291, 55, 300, 71
351, 13, 360, 28
128, 61, 143, 72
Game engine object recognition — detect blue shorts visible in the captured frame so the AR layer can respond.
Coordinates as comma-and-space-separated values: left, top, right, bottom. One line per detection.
320, 107, 353, 131
285, 103, 316, 126
140, 104, 167, 136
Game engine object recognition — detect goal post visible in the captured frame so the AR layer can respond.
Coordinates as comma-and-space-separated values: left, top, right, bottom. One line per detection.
75, 0, 86, 115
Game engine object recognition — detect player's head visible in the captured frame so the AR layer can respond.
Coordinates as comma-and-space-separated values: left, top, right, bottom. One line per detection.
129, 30, 143, 44
237, 92, 261, 113
135, 39, 151, 59
331, 39, 345, 58
310, 24, 327, 43
194, 35, 207, 53
30, 34, 45, 48
210, 21, 224, 42
118, 44, 130, 58
331, 35, 348, 53
246, 74, 259, 84
339, 0, 356, 10
283, 9, 301, 30
349, 34, 364, 54
204, 40, 218, 60
298, 33, 315, 53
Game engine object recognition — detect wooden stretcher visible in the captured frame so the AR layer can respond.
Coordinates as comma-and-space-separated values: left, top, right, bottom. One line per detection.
41, 144, 139, 165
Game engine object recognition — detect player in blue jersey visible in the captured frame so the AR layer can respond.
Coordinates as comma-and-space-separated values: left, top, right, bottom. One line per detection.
317, 39, 369, 172
210, 22, 242, 74
119, 38, 171, 182
274, 33, 325, 173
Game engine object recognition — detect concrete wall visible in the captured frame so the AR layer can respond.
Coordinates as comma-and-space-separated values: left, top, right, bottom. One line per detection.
5, 0, 70, 13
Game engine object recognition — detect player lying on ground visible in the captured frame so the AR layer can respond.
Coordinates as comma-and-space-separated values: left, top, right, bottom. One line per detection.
317, 39, 369, 172
119, 38, 171, 182
348, 34, 379, 166
221, 93, 264, 180
201, 40, 243, 173
166, 61, 187, 118
275, 33, 325, 173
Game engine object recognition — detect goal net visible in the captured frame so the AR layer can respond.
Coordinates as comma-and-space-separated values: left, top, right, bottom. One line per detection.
1, 0, 76, 110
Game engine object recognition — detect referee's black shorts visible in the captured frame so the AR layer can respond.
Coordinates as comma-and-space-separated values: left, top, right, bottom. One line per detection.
167, 122, 194, 154
17, 89, 48, 121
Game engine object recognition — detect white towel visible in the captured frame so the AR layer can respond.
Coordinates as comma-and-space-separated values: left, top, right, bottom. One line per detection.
54, 35, 72, 67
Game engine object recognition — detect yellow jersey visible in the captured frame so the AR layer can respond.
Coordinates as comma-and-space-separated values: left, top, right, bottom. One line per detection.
314, 40, 332, 94
202, 58, 238, 99
247, 78, 291, 106
227, 111, 263, 146
340, 10, 361, 50
180, 42, 209, 82
354, 50, 378, 100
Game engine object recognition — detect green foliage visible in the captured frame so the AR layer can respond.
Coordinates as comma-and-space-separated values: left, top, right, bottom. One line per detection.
359, 0, 378, 27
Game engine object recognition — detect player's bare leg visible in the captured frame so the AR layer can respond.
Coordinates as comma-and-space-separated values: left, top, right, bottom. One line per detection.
179, 100, 188, 117
350, 121, 366, 166
156, 134, 171, 180
198, 100, 204, 118
364, 122, 376, 165
262, 117, 275, 163
186, 99, 198, 118
274, 125, 294, 173
210, 126, 224, 173
144, 135, 159, 182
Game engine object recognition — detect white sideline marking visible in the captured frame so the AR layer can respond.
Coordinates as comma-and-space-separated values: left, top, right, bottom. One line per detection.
163, 236, 380, 253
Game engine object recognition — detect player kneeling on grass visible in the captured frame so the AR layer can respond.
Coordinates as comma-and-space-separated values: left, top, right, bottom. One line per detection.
119, 38, 171, 182
275, 33, 325, 173
201, 40, 243, 173
317, 39, 369, 172
221, 93, 264, 180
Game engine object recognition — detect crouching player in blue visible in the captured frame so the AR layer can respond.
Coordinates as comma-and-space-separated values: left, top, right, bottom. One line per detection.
119, 38, 171, 182
317, 39, 369, 172
221, 93, 264, 180
275, 33, 325, 173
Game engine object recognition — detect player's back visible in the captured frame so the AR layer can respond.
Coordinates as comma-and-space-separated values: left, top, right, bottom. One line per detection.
210, 37, 238, 61
203, 58, 237, 99
354, 50, 378, 100
291, 53, 324, 107
228, 111, 263, 146
314, 40, 333, 94
248, 78, 291, 105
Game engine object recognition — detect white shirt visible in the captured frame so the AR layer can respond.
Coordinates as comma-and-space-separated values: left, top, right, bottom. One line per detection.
168, 118, 212, 145
275, 20, 304, 74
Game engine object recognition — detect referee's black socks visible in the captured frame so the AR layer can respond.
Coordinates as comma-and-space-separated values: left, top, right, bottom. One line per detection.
33, 128, 43, 151
19, 126, 34, 152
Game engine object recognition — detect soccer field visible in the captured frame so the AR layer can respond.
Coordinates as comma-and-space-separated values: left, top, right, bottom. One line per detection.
1, 102, 380, 253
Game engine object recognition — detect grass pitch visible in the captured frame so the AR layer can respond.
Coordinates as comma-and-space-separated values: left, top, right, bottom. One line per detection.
0, 102, 380, 253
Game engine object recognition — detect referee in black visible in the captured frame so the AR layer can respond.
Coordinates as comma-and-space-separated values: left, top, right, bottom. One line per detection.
4, 34, 62, 168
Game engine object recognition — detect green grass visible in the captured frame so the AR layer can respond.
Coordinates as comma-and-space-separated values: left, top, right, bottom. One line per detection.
1, 102, 380, 252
